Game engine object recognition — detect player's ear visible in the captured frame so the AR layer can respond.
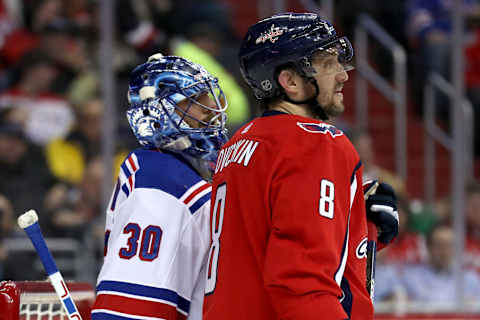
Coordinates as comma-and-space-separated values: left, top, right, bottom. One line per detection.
277, 69, 301, 95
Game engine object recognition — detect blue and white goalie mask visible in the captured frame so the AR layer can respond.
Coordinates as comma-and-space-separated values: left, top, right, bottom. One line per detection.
126, 54, 228, 179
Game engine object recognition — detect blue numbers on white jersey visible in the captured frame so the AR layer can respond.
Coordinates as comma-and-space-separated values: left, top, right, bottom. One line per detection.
119, 223, 141, 259
206, 183, 226, 294
319, 179, 335, 219
119, 223, 163, 261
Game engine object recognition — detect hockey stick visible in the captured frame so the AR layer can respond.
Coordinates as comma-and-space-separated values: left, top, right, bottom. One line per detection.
17, 210, 83, 320
364, 182, 379, 302
366, 222, 377, 301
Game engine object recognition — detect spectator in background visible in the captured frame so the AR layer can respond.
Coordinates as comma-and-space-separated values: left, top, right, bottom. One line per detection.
375, 196, 427, 302
401, 224, 480, 304
172, 29, 250, 132
116, 0, 251, 131
0, 0, 93, 102
0, 0, 57, 67
44, 156, 104, 240
0, 117, 57, 228
433, 195, 451, 225
0, 51, 74, 145
0, 195, 14, 280
62, 0, 93, 29
464, 180, 480, 274
46, 97, 127, 185
0, 195, 13, 236
374, 262, 406, 303
0, 104, 58, 273
406, 0, 480, 119
171, 2, 249, 131
37, 18, 91, 94
0, 0, 21, 90
380, 196, 428, 265
350, 128, 406, 196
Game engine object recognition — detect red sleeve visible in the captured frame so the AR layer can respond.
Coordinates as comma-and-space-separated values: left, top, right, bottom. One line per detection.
263, 137, 355, 320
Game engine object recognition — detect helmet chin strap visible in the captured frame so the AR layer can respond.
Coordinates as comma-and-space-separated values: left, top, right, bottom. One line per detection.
282, 78, 329, 121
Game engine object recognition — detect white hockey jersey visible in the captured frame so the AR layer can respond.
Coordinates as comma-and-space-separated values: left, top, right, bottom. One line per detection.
91, 149, 211, 320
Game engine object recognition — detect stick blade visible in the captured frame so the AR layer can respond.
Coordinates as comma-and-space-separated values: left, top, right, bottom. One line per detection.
18, 209, 39, 229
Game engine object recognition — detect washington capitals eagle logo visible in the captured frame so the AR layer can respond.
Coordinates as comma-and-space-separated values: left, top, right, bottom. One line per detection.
255, 24, 284, 44
297, 122, 343, 138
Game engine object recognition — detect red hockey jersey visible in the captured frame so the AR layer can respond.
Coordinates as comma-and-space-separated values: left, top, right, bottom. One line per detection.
204, 112, 373, 320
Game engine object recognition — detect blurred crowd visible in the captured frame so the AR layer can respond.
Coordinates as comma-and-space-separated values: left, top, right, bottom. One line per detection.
349, 127, 480, 307
0, 0, 480, 309
0, 0, 252, 281
339, 0, 480, 307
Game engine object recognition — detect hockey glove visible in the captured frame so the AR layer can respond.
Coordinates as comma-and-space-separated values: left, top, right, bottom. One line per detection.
363, 180, 399, 245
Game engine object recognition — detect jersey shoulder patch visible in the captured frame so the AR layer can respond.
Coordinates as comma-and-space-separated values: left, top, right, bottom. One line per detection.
296, 122, 343, 138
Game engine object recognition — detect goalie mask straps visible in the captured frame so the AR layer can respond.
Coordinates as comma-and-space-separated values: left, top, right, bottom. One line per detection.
282, 78, 329, 121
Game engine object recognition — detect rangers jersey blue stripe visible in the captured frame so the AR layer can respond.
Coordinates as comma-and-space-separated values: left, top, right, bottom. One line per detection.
97, 280, 190, 314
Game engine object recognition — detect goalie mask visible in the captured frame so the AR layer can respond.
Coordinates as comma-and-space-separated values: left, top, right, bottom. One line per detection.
126, 54, 228, 179
239, 13, 354, 102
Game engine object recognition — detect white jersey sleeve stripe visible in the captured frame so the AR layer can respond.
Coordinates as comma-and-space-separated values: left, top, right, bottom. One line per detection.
92, 293, 188, 319
125, 158, 134, 174
186, 186, 211, 207
96, 290, 178, 306
179, 180, 207, 202
125, 154, 139, 175
91, 309, 164, 320
130, 153, 139, 171
334, 161, 360, 286
119, 165, 128, 183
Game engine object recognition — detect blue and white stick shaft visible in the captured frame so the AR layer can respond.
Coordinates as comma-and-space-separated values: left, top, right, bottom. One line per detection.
17, 210, 83, 320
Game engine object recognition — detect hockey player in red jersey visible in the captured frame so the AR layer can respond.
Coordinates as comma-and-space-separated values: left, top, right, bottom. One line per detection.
91, 54, 228, 320
203, 13, 399, 320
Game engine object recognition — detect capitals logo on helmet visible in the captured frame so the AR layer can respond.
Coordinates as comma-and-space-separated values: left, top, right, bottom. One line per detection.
239, 12, 354, 100
126, 54, 228, 178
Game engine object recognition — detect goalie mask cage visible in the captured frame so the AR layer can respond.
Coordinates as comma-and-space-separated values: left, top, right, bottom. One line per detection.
0, 281, 94, 320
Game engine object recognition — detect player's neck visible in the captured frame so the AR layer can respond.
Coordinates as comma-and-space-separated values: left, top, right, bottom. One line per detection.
269, 100, 315, 119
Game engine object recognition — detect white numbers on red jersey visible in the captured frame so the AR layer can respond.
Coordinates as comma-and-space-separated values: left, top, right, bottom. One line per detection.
206, 183, 226, 294
319, 179, 335, 219
118, 223, 163, 261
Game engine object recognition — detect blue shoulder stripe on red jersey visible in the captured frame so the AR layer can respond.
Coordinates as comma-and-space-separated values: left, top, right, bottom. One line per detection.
350, 160, 362, 183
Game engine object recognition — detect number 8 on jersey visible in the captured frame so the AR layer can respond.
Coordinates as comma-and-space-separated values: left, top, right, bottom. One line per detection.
206, 183, 226, 294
